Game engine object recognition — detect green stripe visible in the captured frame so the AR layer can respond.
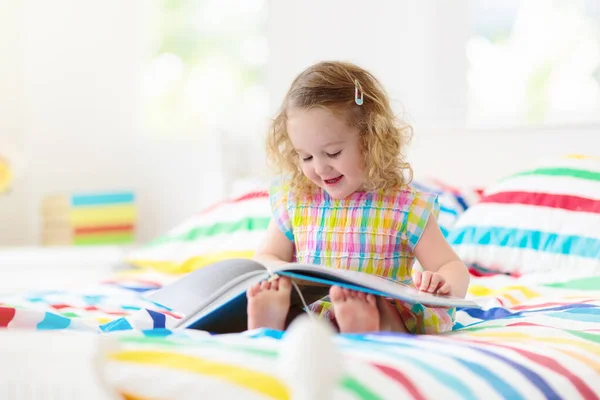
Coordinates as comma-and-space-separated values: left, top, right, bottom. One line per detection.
508, 167, 600, 182
118, 335, 278, 357
454, 324, 505, 333
543, 276, 600, 291
74, 232, 134, 245
341, 376, 382, 400
566, 330, 600, 344
148, 216, 270, 246
119, 336, 381, 399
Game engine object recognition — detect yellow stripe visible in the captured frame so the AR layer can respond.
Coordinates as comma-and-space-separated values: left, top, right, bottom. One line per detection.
127, 250, 255, 273
558, 348, 600, 374
501, 286, 540, 299
564, 154, 600, 161
467, 285, 494, 297
466, 285, 541, 302
119, 392, 154, 400
110, 350, 290, 399
70, 205, 136, 226
466, 332, 600, 353
500, 293, 520, 306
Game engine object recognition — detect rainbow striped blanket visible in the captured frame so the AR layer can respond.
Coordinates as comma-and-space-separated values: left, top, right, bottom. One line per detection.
1, 270, 599, 399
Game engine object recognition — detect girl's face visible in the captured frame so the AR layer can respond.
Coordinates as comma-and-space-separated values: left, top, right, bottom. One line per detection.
286, 107, 364, 199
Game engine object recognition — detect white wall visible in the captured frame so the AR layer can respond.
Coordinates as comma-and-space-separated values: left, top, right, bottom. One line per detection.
265, 0, 600, 187
0, 0, 226, 246
0, 1, 26, 246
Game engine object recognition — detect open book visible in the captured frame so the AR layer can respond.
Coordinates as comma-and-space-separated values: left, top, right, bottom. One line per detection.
145, 258, 479, 334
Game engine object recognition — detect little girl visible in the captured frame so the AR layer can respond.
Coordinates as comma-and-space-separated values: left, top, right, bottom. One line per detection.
247, 61, 470, 334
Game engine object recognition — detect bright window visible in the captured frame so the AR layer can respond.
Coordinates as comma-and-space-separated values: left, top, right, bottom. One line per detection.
467, 0, 600, 128
142, 0, 268, 137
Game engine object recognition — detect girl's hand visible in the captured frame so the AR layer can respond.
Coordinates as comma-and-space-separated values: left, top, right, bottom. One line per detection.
412, 271, 452, 296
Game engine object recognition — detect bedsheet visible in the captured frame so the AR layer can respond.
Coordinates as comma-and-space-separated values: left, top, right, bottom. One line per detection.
1, 269, 599, 399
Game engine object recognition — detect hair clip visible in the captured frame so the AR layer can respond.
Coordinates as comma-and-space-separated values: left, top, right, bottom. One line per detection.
354, 79, 364, 105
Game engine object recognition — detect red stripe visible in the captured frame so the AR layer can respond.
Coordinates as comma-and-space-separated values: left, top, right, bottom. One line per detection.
105, 310, 128, 316
371, 362, 426, 400
0, 307, 16, 327
512, 299, 596, 311
157, 310, 183, 319
50, 304, 71, 310
506, 322, 548, 328
199, 190, 268, 215
467, 267, 521, 278
482, 191, 600, 213
455, 338, 598, 400
75, 224, 134, 234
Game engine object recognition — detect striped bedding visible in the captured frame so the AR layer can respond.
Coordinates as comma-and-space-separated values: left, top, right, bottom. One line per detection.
1, 269, 599, 399
449, 155, 600, 276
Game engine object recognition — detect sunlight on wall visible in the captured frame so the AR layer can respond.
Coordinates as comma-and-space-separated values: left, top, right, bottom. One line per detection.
467, 0, 600, 128
142, 0, 269, 138
0, 156, 12, 194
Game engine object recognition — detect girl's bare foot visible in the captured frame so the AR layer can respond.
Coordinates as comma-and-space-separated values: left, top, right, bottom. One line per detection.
330, 286, 379, 333
247, 277, 292, 330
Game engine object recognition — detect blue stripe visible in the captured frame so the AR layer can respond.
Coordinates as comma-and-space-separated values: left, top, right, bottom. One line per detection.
439, 205, 458, 216
360, 195, 372, 270
405, 356, 478, 399
459, 344, 557, 398
313, 194, 329, 265
448, 226, 600, 259
147, 309, 167, 328
387, 340, 523, 400
100, 317, 133, 332
452, 193, 470, 211
452, 358, 524, 399
71, 192, 134, 207
408, 336, 559, 399
341, 338, 478, 400
37, 312, 71, 330
440, 226, 449, 238
546, 307, 600, 322
142, 328, 173, 337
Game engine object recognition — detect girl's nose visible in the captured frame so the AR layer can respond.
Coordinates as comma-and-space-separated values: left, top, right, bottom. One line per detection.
314, 160, 332, 176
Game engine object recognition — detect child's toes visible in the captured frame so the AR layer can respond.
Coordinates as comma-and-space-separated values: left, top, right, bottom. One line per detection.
278, 277, 292, 292
247, 283, 261, 298
356, 291, 367, 302
365, 293, 377, 307
329, 286, 346, 302
260, 280, 271, 291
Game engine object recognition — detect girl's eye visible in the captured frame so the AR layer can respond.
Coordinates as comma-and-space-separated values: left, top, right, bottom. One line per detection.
327, 151, 342, 158
301, 155, 313, 162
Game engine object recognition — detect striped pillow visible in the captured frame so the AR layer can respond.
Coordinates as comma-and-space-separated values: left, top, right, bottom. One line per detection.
447, 155, 600, 276
126, 191, 271, 273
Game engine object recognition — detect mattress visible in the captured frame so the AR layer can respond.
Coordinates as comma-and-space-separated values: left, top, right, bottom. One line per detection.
0, 266, 599, 399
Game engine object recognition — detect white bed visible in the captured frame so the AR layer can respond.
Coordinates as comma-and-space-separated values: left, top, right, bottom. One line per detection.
0, 246, 129, 294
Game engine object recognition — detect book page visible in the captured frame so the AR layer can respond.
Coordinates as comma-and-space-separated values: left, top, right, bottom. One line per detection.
145, 258, 268, 317
274, 263, 479, 308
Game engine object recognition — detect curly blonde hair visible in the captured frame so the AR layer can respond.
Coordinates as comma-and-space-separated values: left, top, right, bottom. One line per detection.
266, 60, 413, 193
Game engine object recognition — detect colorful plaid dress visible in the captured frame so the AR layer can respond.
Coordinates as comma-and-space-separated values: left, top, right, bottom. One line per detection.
270, 176, 456, 334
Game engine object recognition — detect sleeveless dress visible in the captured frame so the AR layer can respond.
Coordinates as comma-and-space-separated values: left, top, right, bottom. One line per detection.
269, 176, 456, 334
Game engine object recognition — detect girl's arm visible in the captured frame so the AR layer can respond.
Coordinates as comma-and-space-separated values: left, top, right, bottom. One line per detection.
253, 219, 295, 265
413, 217, 470, 298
